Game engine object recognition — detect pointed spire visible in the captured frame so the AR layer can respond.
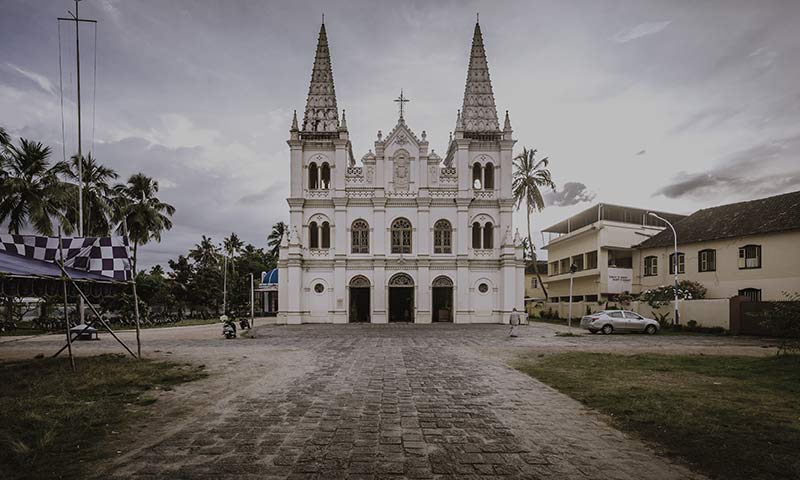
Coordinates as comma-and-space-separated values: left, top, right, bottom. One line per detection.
503, 110, 512, 131
455, 110, 464, 132
301, 22, 339, 135
339, 109, 347, 130
291, 110, 299, 131
460, 20, 500, 134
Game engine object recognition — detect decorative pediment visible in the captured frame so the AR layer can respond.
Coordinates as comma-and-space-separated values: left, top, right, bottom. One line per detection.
383, 119, 421, 150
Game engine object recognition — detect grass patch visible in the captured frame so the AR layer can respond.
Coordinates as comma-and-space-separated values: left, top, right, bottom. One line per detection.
515, 352, 800, 480
0, 354, 206, 479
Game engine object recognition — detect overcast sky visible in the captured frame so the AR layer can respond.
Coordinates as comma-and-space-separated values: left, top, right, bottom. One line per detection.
2, 0, 799, 269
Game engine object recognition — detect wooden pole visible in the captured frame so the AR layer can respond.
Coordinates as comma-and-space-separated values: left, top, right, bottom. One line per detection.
132, 278, 142, 359
59, 227, 76, 371
52, 265, 137, 359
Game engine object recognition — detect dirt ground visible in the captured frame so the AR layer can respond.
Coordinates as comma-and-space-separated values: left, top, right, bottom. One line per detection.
0, 322, 778, 479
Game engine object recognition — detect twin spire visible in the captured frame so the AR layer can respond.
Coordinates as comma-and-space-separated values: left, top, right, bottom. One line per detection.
298, 18, 503, 138
460, 21, 500, 135
300, 22, 339, 135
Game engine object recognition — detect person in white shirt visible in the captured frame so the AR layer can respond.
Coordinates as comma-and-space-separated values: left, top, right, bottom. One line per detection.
509, 308, 521, 337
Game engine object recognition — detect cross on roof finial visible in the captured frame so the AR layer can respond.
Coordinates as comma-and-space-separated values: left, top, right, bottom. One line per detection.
394, 89, 410, 120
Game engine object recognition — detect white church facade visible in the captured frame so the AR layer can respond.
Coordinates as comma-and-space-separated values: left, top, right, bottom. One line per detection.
276, 20, 525, 324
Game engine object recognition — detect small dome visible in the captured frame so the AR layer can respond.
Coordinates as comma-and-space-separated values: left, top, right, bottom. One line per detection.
361, 150, 376, 161
261, 268, 279, 285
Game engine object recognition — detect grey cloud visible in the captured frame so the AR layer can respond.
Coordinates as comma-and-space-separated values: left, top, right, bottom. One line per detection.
544, 182, 596, 207
612, 21, 672, 44
655, 133, 800, 199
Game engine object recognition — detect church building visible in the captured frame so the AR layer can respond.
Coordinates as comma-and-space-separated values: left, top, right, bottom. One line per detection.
276, 20, 525, 324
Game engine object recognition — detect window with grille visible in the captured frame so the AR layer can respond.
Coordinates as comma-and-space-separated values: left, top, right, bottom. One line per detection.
572, 254, 584, 271
644, 256, 658, 276
738, 288, 762, 302
698, 249, 716, 272
433, 220, 452, 254
738, 245, 761, 269
586, 250, 598, 270
351, 220, 369, 253
391, 218, 412, 254
669, 252, 685, 274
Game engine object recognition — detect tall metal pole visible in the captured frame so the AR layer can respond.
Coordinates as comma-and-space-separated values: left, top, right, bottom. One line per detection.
74, 0, 83, 237
250, 273, 255, 338
649, 213, 679, 325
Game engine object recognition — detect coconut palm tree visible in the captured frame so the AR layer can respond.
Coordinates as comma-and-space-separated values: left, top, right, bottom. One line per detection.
222, 232, 244, 313
188, 235, 219, 266
56, 153, 118, 236
0, 136, 72, 235
113, 173, 175, 274
267, 221, 286, 258
512, 147, 555, 298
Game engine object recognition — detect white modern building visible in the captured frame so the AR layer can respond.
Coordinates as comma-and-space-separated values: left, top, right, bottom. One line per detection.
276, 20, 525, 324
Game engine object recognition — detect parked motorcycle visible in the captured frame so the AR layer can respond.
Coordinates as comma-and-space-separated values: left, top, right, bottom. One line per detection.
223, 322, 236, 339
222, 316, 236, 339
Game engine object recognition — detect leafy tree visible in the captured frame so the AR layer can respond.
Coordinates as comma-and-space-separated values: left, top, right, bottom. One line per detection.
267, 221, 286, 258
639, 280, 708, 309
56, 154, 118, 236
228, 243, 275, 316
167, 255, 193, 319
512, 147, 555, 298
0, 136, 72, 235
759, 292, 800, 356
113, 173, 175, 273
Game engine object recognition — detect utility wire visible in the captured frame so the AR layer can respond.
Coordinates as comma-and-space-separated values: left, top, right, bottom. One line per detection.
91, 21, 97, 155
58, 20, 67, 166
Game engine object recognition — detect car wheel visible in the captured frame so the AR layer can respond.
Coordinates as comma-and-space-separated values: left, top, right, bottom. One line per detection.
645, 325, 657, 335
601, 324, 614, 335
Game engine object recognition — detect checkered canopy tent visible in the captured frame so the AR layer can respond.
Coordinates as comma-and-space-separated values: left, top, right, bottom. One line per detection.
0, 234, 132, 282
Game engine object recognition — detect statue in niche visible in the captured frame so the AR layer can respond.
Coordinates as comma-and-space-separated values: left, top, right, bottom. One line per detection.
393, 154, 410, 191
365, 166, 374, 183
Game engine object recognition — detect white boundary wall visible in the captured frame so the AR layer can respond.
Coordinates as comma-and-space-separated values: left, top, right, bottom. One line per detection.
531, 299, 731, 330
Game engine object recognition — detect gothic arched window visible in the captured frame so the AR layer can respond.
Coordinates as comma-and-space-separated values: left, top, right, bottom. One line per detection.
472, 222, 482, 249
484, 162, 494, 190
472, 163, 482, 189
320, 162, 331, 189
308, 162, 319, 190
321, 221, 331, 248
433, 219, 452, 254
483, 222, 494, 249
309, 221, 319, 248
351, 219, 369, 254
391, 218, 412, 254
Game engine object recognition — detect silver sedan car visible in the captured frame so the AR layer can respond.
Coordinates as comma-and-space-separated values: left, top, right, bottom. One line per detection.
580, 310, 660, 335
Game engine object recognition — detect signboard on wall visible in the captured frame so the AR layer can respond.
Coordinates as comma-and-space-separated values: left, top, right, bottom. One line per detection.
607, 268, 633, 294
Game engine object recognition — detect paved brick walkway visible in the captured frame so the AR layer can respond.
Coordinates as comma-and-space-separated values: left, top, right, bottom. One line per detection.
100, 324, 704, 479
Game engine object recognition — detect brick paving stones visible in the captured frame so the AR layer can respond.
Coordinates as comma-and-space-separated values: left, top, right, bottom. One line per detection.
92, 324, 706, 479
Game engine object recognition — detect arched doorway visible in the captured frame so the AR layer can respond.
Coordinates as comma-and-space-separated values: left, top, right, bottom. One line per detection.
388, 273, 414, 323
349, 275, 371, 323
432, 276, 454, 322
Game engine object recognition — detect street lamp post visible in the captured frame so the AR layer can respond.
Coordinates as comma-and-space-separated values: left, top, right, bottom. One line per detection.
568, 263, 578, 332
648, 212, 679, 325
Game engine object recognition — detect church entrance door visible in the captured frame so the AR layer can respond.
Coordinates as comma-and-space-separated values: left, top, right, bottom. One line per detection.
388, 273, 415, 323
348, 276, 371, 323
431, 276, 454, 322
